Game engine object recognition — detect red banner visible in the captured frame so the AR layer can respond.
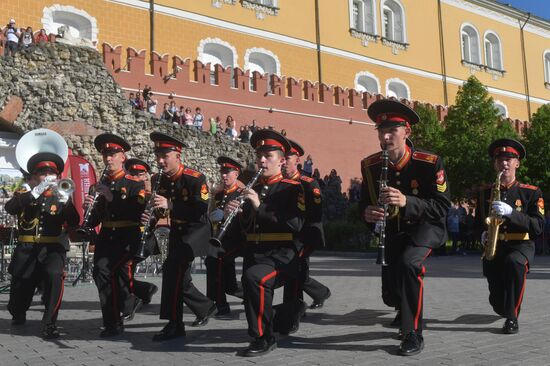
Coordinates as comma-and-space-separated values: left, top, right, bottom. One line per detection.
62, 153, 97, 226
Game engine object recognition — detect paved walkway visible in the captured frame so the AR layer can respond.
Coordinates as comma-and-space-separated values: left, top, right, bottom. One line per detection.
1, 253, 550, 366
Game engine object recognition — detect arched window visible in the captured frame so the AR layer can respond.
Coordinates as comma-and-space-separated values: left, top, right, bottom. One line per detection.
544, 51, 550, 84
244, 48, 280, 92
42, 5, 98, 46
494, 101, 508, 118
197, 38, 237, 85
386, 78, 410, 99
355, 72, 380, 94
484, 31, 503, 70
461, 24, 481, 64
381, 0, 406, 43
350, 0, 376, 34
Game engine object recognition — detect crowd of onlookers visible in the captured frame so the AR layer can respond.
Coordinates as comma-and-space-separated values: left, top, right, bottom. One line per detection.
1, 18, 50, 57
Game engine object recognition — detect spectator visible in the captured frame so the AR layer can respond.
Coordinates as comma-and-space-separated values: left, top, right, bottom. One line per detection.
128, 92, 138, 109
146, 92, 158, 114
193, 107, 204, 131
209, 117, 217, 135
3, 18, 20, 57
142, 85, 151, 101
225, 115, 237, 140
239, 125, 250, 143
327, 169, 342, 193
303, 154, 313, 177
184, 107, 194, 127
313, 168, 325, 189
35, 28, 49, 43
280, 129, 287, 136
19, 26, 34, 48
173, 106, 184, 125
169, 101, 177, 114
134, 92, 144, 110
250, 119, 259, 133
160, 103, 173, 122
447, 200, 461, 255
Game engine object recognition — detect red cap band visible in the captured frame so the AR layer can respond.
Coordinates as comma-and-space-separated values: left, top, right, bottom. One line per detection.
376, 113, 410, 127
129, 164, 147, 172
35, 161, 58, 173
221, 163, 241, 171
102, 142, 124, 153
256, 138, 285, 151
494, 146, 519, 157
155, 141, 182, 152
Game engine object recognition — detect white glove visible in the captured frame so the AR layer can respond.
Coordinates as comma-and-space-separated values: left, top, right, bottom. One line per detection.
58, 191, 70, 204
481, 231, 488, 247
31, 180, 55, 199
209, 208, 224, 223
492, 201, 513, 217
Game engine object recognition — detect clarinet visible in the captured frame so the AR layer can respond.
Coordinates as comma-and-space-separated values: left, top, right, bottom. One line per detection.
209, 168, 264, 247
135, 170, 163, 259
77, 167, 109, 237
376, 145, 389, 266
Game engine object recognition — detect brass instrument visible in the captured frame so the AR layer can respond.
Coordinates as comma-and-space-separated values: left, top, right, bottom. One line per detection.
483, 170, 505, 261
209, 168, 264, 247
135, 169, 163, 260
77, 167, 108, 238
45, 176, 75, 202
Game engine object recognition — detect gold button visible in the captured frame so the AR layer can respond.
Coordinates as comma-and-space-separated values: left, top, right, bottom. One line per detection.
396, 181, 401, 185
395, 172, 400, 176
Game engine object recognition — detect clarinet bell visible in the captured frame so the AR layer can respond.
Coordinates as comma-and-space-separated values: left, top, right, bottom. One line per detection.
209, 237, 222, 247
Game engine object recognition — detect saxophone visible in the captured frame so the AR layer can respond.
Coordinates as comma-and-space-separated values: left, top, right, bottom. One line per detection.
483, 170, 505, 260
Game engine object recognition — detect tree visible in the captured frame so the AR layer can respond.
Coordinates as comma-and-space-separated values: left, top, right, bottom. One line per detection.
522, 104, 550, 201
440, 76, 518, 198
412, 103, 444, 154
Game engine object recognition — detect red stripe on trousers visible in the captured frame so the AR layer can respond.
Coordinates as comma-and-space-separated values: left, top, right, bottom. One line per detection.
53, 272, 66, 315
514, 260, 529, 318
414, 249, 432, 331
258, 270, 278, 337
128, 260, 134, 293
172, 262, 184, 321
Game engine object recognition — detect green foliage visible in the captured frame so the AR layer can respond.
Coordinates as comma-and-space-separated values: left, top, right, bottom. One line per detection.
522, 104, 550, 201
412, 103, 444, 154
323, 203, 374, 251
440, 76, 518, 197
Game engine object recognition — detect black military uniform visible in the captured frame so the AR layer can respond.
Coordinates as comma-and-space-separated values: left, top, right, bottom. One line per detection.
149, 132, 215, 342
205, 156, 245, 316
359, 100, 451, 356
475, 139, 544, 334
122, 158, 159, 321
88, 134, 146, 337
279, 139, 329, 334
6, 152, 80, 339
239, 130, 305, 357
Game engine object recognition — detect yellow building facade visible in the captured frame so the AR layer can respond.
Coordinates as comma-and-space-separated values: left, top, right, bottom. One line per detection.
2, 0, 550, 120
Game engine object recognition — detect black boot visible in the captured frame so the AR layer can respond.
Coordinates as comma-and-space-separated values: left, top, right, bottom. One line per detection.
122, 297, 143, 321
309, 289, 331, 310
152, 321, 186, 341
100, 323, 124, 338
11, 314, 26, 326
143, 284, 158, 305
390, 310, 401, 327
191, 303, 217, 327
42, 324, 60, 339
215, 303, 231, 318
398, 331, 424, 356
502, 318, 519, 334
241, 336, 277, 357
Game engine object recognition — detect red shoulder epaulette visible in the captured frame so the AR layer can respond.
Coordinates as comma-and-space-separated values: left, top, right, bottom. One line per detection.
183, 167, 202, 178
362, 152, 382, 168
125, 174, 140, 182
520, 183, 538, 190
300, 175, 314, 183
282, 179, 301, 185
412, 151, 438, 164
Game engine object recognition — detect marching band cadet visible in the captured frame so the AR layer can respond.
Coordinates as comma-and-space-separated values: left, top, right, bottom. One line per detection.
85, 133, 146, 337
6, 152, 79, 339
225, 130, 305, 357
146, 132, 216, 342
360, 100, 451, 356
205, 156, 245, 317
476, 138, 544, 334
122, 158, 159, 320
280, 138, 330, 334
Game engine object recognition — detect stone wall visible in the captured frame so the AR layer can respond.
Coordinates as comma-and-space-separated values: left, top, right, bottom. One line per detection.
0, 42, 255, 187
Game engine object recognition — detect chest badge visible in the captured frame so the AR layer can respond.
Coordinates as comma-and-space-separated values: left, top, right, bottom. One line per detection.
515, 199, 522, 212
411, 180, 419, 195
50, 204, 57, 215
182, 188, 189, 201
200, 184, 209, 201
121, 187, 127, 200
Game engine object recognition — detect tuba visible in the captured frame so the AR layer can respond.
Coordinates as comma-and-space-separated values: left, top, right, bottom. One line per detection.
483, 170, 505, 261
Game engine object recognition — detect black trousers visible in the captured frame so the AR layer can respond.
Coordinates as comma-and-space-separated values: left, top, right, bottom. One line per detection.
205, 246, 240, 305
242, 254, 298, 339
283, 246, 329, 303
93, 243, 135, 328
483, 246, 530, 320
159, 246, 213, 324
381, 235, 432, 334
123, 261, 156, 313
8, 243, 66, 325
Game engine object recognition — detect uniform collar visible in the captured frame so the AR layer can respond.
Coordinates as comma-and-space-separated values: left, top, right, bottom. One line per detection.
289, 171, 301, 181
390, 145, 411, 171
43, 189, 54, 197
499, 179, 517, 190
224, 183, 239, 195
168, 164, 184, 182
106, 169, 125, 182
260, 172, 283, 186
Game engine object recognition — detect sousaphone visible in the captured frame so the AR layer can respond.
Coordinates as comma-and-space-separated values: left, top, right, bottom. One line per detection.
15, 128, 69, 173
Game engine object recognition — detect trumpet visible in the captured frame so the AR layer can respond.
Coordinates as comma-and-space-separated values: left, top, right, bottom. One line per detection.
209, 168, 264, 247
77, 167, 108, 238
47, 176, 75, 203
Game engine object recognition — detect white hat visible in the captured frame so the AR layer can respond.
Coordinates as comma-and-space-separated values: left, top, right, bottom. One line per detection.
9, 18, 15, 24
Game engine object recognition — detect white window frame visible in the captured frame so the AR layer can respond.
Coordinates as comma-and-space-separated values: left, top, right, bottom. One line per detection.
354, 71, 380, 94
494, 100, 508, 118
42, 4, 98, 46
244, 48, 281, 92
386, 78, 410, 100
543, 50, 550, 84
349, 0, 377, 35
484, 30, 503, 70
460, 23, 481, 65
380, 0, 406, 43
